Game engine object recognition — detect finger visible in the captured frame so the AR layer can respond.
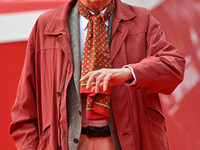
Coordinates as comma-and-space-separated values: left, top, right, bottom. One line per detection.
100, 82, 103, 88
103, 74, 111, 91
86, 71, 100, 89
95, 73, 106, 93
80, 72, 91, 81
91, 86, 95, 92
86, 74, 95, 89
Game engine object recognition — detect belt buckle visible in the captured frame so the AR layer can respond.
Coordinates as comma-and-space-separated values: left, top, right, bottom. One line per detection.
86, 126, 95, 137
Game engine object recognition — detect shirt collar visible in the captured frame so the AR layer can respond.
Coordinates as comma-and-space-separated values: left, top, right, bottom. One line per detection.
80, 8, 108, 31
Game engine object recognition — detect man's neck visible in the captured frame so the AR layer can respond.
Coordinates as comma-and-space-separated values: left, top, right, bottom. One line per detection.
79, 0, 112, 14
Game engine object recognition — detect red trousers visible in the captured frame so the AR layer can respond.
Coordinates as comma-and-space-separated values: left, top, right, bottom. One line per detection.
77, 134, 115, 150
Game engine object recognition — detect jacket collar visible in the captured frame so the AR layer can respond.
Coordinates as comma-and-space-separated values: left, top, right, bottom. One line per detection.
44, 0, 77, 36
44, 0, 136, 36
111, 0, 136, 36
114, 0, 136, 21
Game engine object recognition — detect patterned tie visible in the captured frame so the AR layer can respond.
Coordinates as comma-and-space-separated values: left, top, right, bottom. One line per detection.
78, 0, 115, 120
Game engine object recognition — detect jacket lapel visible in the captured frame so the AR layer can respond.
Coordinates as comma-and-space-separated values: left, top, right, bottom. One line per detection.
56, 34, 72, 60
110, 0, 137, 62
44, 0, 81, 93
110, 23, 128, 62
43, 0, 76, 56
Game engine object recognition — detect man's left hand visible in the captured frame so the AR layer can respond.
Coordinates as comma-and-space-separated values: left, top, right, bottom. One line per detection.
80, 68, 133, 93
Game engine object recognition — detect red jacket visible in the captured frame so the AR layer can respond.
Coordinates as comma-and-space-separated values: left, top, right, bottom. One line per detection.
10, 0, 185, 149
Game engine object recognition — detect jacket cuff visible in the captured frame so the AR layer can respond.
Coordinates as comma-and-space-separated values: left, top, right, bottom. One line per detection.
123, 65, 137, 86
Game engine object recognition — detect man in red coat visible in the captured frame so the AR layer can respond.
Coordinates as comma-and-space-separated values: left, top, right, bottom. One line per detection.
10, 0, 185, 149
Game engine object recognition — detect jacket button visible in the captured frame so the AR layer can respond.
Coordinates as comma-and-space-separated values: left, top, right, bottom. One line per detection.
79, 110, 81, 116
164, 125, 167, 132
57, 145, 61, 150
57, 92, 61, 97
73, 138, 79, 144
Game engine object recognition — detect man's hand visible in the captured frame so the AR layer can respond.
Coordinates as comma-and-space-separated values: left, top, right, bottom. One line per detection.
80, 68, 133, 93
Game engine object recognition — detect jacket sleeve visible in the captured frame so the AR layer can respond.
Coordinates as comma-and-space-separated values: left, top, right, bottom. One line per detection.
10, 21, 39, 150
128, 12, 185, 94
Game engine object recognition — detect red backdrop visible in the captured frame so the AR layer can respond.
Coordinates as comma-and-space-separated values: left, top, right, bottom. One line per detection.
0, 0, 199, 149
152, 0, 200, 149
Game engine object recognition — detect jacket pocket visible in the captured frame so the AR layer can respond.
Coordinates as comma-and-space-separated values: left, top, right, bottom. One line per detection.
144, 107, 169, 150
145, 106, 166, 132
38, 125, 51, 150
147, 107, 165, 126
144, 114, 169, 150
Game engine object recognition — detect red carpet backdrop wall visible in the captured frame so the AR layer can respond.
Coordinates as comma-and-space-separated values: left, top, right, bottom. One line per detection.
0, 0, 199, 149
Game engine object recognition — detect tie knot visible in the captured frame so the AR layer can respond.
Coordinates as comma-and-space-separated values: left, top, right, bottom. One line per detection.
92, 15, 104, 22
